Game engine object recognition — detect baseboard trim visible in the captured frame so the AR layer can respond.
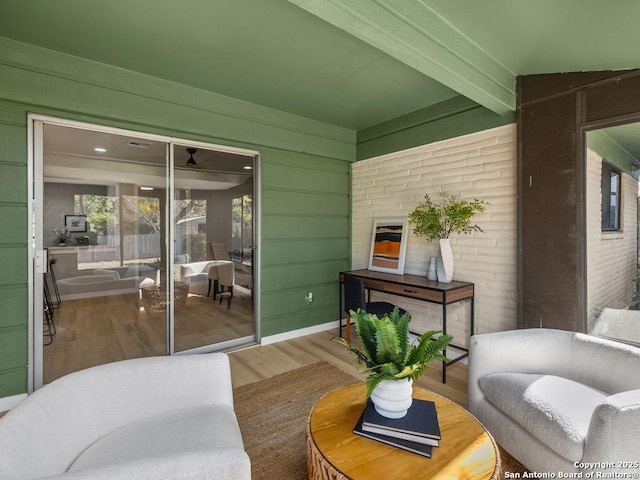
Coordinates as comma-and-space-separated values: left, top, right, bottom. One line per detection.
261, 320, 340, 346
0, 393, 27, 412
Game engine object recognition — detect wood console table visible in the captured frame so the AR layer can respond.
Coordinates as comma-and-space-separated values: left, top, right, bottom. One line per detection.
339, 269, 474, 383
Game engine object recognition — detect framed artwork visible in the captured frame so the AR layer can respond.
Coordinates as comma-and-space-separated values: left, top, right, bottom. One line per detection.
368, 217, 408, 275
64, 214, 87, 233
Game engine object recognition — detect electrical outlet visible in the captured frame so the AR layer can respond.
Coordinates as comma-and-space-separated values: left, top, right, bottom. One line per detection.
305, 292, 313, 304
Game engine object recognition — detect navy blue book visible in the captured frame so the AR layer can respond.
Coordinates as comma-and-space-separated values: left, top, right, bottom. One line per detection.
361, 398, 440, 446
353, 412, 433, 458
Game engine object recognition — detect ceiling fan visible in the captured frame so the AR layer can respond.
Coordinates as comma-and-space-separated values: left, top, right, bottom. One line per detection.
186, 147, 197, 167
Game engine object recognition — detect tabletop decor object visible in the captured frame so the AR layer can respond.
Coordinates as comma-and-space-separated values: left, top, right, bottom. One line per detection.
367, 217, 408, 275
426, 256, 437, 280
53, 227, 71, 246
408, 192, 486, 282
353, 396, 442, 456
335, 307, 452, 418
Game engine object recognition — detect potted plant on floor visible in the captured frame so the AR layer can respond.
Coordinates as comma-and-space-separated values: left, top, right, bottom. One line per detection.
408, 192, 486, 283
335, 307, 452, 418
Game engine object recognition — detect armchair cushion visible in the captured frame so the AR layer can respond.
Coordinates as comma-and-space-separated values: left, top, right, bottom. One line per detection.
69, 405, 244, 473
478, 373, 606, 461
180, 261, 218, 285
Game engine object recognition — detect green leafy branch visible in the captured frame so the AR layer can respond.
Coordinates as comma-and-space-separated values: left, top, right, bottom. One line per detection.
408, 192, 487, 242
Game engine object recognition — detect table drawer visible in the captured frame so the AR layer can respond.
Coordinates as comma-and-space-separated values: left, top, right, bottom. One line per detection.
361, 279, 386, 291
381, 282, 444, 303
446, 285, 474, 302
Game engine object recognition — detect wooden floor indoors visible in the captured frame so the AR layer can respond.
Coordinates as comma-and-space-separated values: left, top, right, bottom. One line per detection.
41, 284, 467, 407
44, 285, 254, 384
2, 325, 467, 420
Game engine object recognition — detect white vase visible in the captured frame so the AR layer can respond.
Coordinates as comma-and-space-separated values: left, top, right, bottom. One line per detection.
436, 238, 454, 283
370, 378, 413, 419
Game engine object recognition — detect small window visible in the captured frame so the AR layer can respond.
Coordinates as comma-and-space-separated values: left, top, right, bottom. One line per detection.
601, 163, 621, 231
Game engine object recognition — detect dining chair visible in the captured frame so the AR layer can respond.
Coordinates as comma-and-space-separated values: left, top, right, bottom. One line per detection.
207, 261, 236, 309
343, 274, 409, 345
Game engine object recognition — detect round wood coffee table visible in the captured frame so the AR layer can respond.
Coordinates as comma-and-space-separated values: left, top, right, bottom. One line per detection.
306, 383, 500, 480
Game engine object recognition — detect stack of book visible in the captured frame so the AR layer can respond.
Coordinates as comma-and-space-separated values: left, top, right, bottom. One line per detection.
353, 398, 441, 458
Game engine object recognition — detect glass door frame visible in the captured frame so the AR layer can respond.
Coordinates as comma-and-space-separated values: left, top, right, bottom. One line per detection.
28, 114, 260, 391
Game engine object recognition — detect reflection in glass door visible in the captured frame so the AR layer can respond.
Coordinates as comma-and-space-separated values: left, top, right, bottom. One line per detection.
34, 119, 257, 389
40, 123, 169, 384
172, 145, 256, 352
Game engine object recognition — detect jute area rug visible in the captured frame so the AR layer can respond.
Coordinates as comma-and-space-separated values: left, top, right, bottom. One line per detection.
233, 361, 529, 480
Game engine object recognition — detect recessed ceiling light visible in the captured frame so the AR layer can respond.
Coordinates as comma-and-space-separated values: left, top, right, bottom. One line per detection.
139, 187, 154, 191
94, 147, 107, 152
243, 166, 252, 170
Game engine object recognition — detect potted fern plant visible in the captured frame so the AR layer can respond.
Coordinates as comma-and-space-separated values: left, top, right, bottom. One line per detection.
335, 307, 452, 418
408, 192, 486, 283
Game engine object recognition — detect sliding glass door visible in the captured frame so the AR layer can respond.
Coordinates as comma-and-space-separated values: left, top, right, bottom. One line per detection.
32, 117, 257, 389
172, 144, 256, 352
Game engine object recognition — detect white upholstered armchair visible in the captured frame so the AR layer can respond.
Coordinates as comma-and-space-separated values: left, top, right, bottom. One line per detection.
468, 328, 640, 475
0, 353, 250, 479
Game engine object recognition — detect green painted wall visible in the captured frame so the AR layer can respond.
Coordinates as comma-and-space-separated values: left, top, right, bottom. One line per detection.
356, 96, 515, 160
0, 101, 29, 399
260, 148, 350, 333
0, 36, 514, 399
0, 37, 353, 397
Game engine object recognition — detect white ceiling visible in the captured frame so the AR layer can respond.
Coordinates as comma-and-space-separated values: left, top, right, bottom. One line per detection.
43, 124, 254, 190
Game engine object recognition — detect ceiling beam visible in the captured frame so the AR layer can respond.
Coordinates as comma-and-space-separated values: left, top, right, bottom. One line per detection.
288, 0, 516, 115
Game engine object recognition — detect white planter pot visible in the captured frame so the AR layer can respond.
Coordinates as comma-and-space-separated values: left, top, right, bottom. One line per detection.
436, 238, 454, 283
370, 378, 413, 419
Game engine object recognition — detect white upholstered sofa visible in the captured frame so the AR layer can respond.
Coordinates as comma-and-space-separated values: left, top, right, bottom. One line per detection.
56, 267, 155, 299
0, 353, 250, 480
469, 328, 640, 475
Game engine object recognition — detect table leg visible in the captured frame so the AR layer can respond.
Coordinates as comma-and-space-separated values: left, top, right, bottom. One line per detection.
471, 295, 475, 336
442, 303, 448, 384
211, 280, 219, 301
339, 280, 344, 339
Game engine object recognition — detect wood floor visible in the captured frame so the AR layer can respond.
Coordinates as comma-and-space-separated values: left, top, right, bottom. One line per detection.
43, 285, 254, 383
229, 328, 469, 408
42, 289, 467, 407
2, 326, 467, 420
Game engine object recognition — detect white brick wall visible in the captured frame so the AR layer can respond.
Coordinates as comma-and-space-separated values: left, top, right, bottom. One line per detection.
352, 124, 517, 346
586, 149, 638, 327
